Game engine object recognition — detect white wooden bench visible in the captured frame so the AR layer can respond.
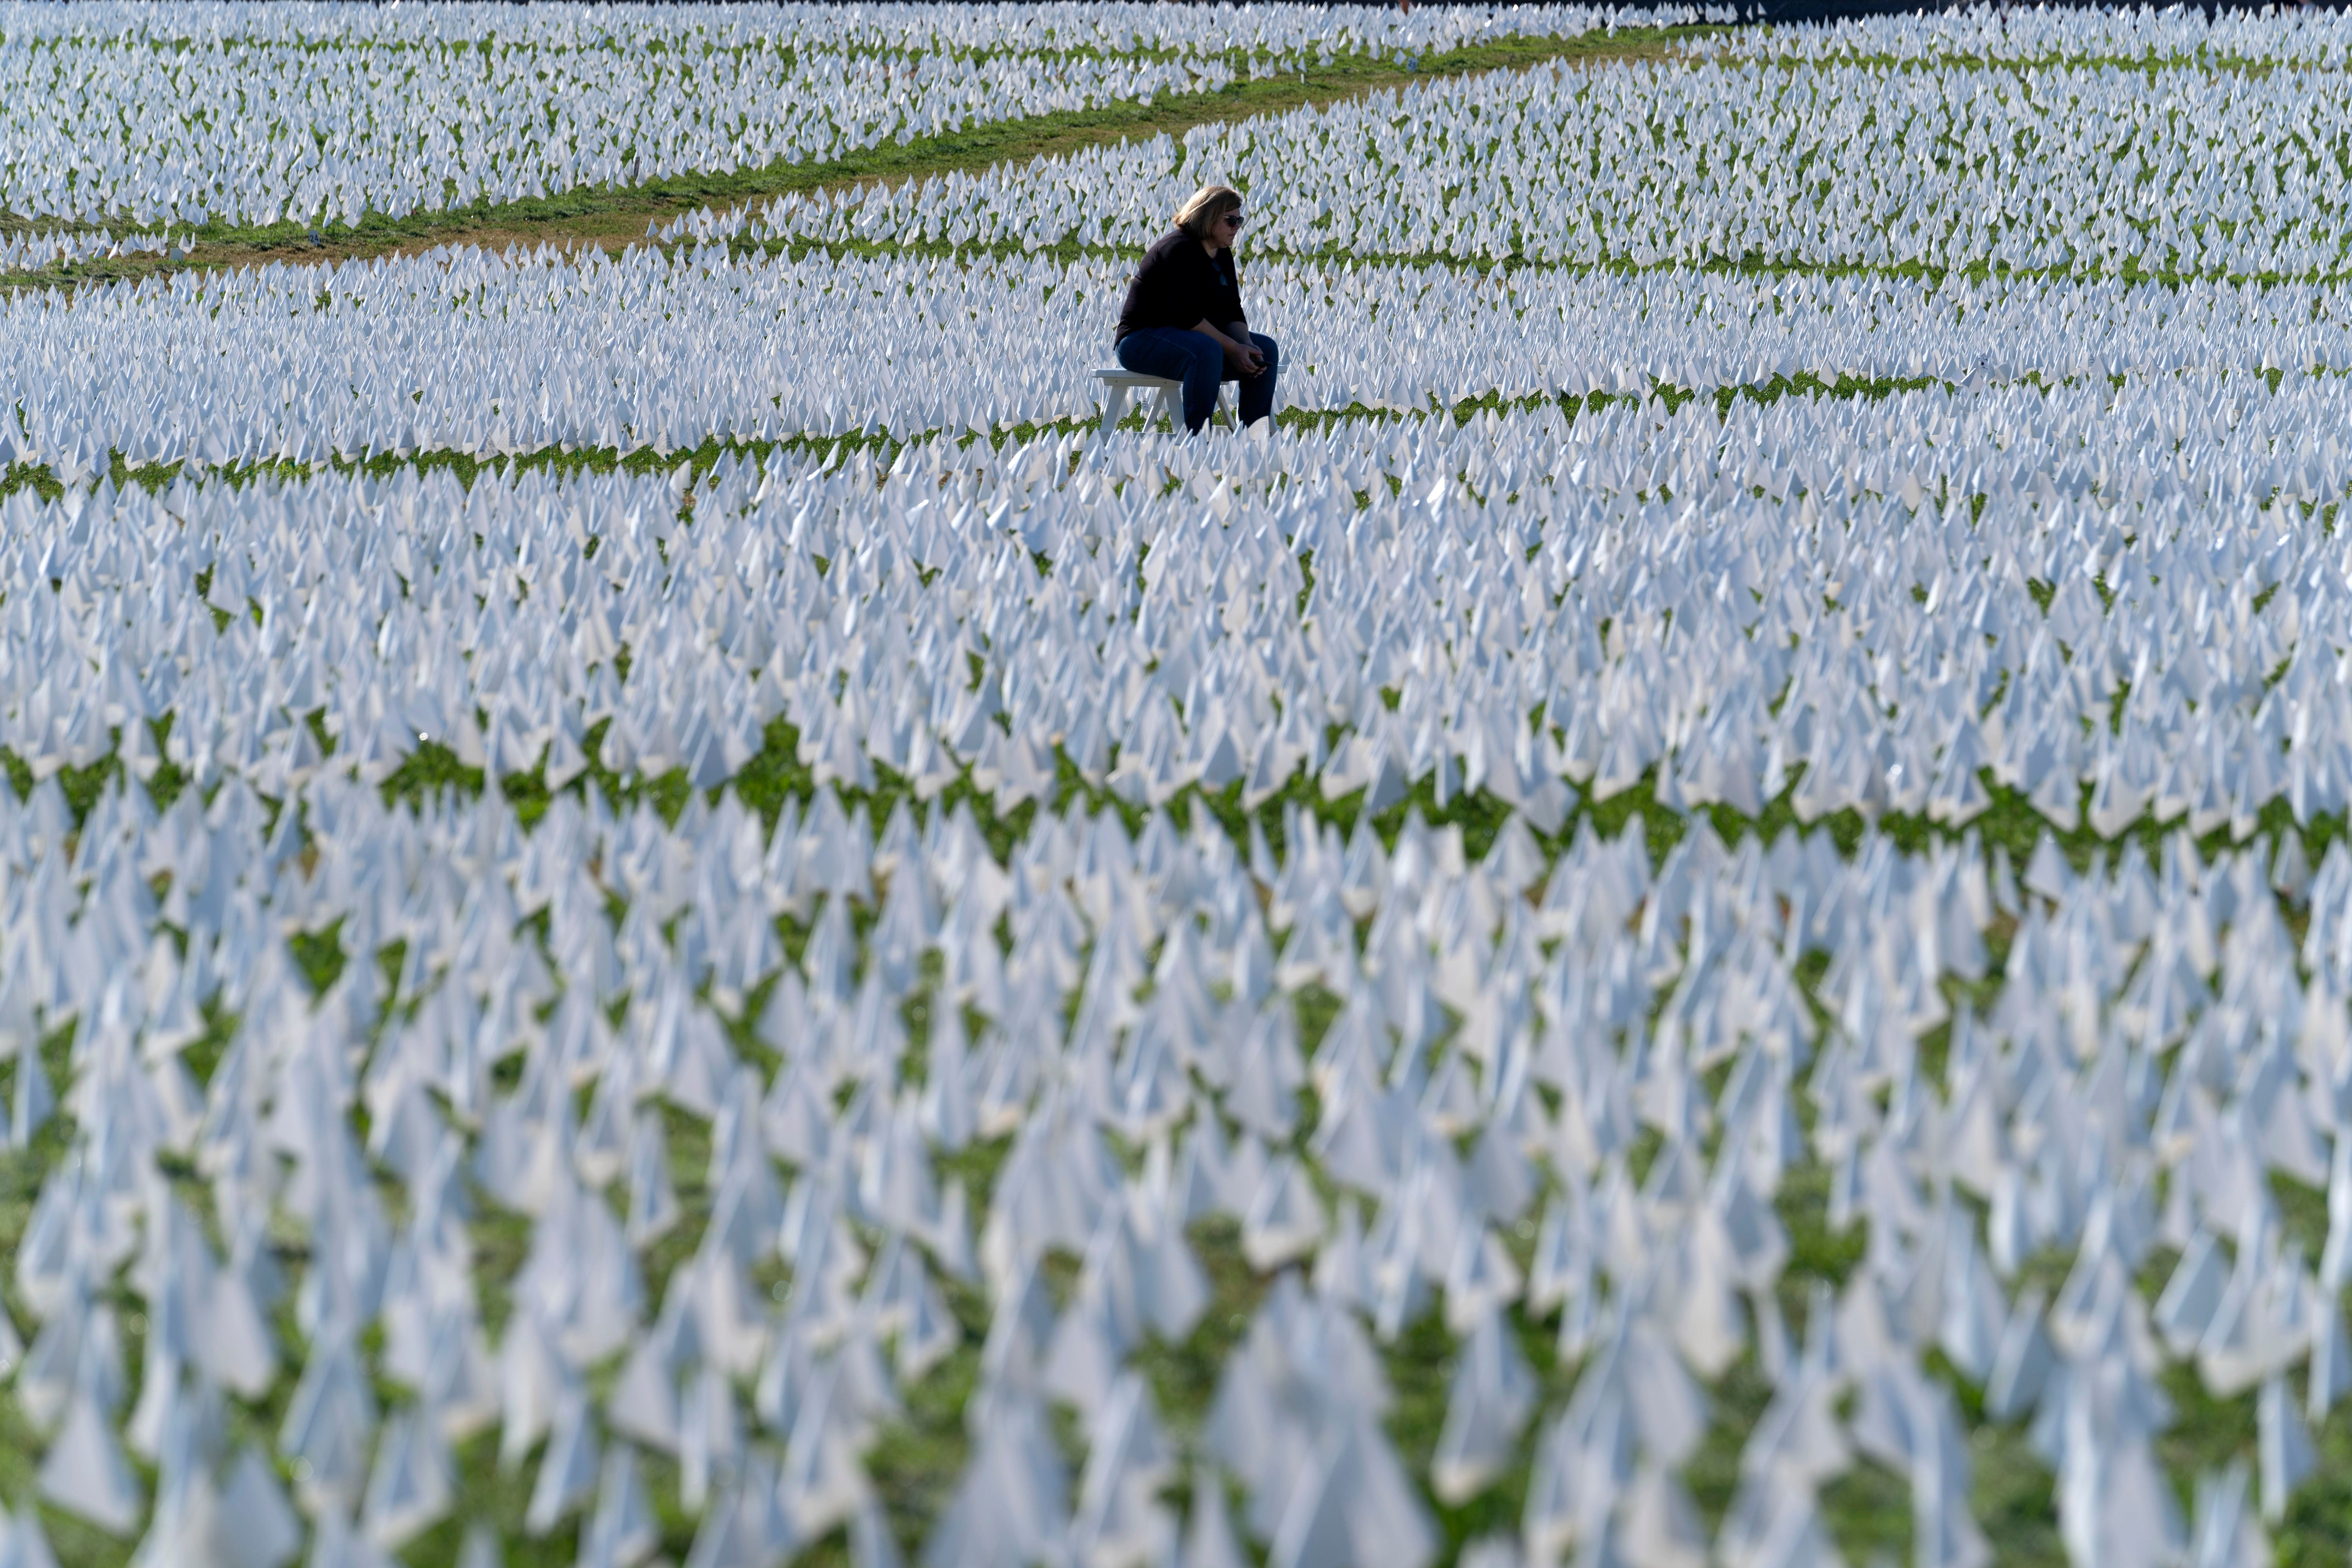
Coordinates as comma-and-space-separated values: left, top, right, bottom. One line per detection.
1094, 368, 1234, 433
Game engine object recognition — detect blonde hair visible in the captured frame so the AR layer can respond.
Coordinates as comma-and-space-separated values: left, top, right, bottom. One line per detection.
1174, 184, 1244, 242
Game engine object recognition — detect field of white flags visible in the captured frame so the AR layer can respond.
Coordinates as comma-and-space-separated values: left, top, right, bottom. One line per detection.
0, 0, 1613, 240
31, 4, 2352, 1568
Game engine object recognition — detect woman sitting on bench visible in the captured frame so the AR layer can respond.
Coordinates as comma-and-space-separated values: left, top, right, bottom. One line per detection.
1113, 184, 1279, 435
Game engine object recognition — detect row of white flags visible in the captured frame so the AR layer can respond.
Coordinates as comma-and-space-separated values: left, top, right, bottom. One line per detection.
763, 51, 2352, 276
11, 243, 2352, 470
0, 0, 1655, 231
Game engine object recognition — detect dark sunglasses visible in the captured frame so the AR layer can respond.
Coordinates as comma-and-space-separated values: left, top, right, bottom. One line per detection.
1220, 212, 1246, 229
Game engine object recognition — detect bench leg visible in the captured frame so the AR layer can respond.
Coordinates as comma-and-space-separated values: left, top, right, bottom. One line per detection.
1100, 383, 1128, 433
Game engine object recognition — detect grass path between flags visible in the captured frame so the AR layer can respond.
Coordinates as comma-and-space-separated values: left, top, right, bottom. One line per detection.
0, 27, 1711, 294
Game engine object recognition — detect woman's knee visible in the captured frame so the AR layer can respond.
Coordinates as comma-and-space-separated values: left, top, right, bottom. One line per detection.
1249, 333, 1279, 370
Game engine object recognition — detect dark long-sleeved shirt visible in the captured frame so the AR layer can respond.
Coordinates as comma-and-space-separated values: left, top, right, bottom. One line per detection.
1114, 230, 1245, 344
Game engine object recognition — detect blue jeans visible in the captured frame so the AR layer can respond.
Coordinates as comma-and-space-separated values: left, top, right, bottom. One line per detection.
1114, 328, 1279, 433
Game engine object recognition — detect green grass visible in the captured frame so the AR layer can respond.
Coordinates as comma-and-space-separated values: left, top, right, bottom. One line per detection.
1129, 1215, 1273, 1450
0, 1041, 108, 1563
